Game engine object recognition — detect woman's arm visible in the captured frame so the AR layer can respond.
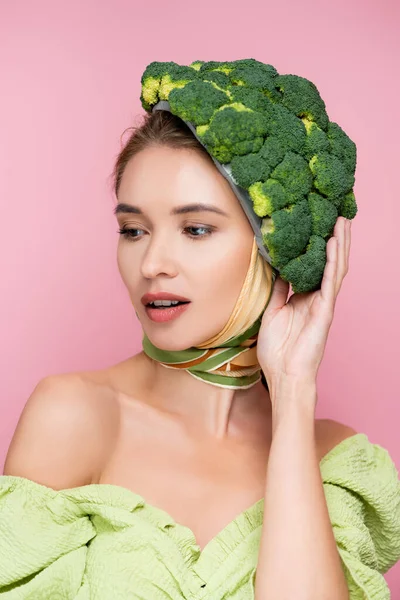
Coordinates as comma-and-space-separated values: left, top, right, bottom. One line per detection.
254, 376, 349, 600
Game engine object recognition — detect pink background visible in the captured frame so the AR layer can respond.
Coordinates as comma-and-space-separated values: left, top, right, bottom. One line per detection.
1, 0, 399, 593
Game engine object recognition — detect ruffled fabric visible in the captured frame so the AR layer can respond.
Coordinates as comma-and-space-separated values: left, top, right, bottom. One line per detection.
320, 433, 400, 599
0, 433, 399, 599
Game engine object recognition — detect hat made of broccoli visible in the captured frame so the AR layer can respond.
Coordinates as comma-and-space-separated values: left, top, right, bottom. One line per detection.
139, 59, 357, 293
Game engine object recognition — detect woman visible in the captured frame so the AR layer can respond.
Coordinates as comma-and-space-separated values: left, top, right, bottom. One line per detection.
1, 61, 400, 599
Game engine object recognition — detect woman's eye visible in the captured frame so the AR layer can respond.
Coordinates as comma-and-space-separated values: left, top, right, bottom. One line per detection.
117, 226, 214, 241
117, 228, 143, 240
184, 225, 214, 239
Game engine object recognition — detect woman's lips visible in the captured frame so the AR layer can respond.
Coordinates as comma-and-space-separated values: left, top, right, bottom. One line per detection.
145, 302, 191, 323
141, 292, 191, 305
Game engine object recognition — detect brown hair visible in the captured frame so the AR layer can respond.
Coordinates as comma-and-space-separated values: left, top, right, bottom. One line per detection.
111, 108, 270, 394
112, 109, 213, 198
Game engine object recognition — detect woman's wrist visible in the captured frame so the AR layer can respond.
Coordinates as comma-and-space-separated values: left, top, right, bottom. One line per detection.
267, 375, 318, 432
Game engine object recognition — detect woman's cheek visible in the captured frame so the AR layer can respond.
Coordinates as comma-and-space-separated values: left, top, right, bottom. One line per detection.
117, 252, 135, 291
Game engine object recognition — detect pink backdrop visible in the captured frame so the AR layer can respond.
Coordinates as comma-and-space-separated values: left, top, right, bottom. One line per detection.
1, 0, 399, 594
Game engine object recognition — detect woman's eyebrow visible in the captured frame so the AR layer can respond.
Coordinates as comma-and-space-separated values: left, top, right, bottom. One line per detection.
113, 202, 229, 217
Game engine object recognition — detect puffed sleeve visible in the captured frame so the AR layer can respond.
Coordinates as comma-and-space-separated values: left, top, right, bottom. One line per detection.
0, 475, 96, 598
320, 433, 400, 600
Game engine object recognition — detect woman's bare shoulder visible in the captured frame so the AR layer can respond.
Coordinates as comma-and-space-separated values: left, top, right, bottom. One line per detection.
2, 364, 126, 488
315, 418, 358, 461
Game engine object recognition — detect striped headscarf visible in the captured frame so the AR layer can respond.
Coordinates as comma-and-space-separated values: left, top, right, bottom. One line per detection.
141, 236, 277, 389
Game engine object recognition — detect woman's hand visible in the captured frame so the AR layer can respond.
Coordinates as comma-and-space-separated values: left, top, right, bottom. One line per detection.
257, 216, 351, 390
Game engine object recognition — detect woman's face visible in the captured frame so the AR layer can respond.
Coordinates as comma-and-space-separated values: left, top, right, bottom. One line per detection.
115, 144, 254, 350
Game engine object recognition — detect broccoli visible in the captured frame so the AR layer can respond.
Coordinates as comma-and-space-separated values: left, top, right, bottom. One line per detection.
228, 64, 282, 102
246, 152, 312, 216
308, 192, 338, 238
309, 151, 355, 201
140, 61, 178, 111
248, 179, 288, 217
189, 60, 204, 71
269, 151, 313, 203
140, 62, 197, 111
327, 122, 357, 174
265, 104, 308, 155
273, 74, 329, 131
260, 199, 313, 267
198, 58, 271, 75
168, 80, 229, 126
230, 153, 273, 189
196, 103, 269, 163
201, 71, 232, 92
228, 86, 274, 113
230, 137, 286, 188
196, 60, 236, 75
339, 190, 358, 220
139, 58, 358, 293
302, 119, 331, 160
280, 235, 327, 293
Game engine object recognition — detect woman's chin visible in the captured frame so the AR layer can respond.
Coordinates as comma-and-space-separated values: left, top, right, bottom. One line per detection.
143, 330, 211, 352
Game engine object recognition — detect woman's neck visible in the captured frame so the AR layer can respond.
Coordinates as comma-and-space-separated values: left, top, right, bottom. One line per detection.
138, 351, 272, 440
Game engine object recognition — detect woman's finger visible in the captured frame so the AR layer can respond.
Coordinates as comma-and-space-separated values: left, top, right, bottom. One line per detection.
334, 218, 345, 295
320, 232, 338, 313
345, 219, 351, 273
266, 276, 290, 313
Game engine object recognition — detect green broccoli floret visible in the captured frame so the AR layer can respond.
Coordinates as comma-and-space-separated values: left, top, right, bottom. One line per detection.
325, 189, 358, 218
280, 235, 327, 293
327, 122, 357, 175
198, 103, 269, 163
246, 151, 314, 217
228, 87, 274, 113
269, 151, 313, 204
230, 135, 287, 188
248, 179, 289, 216
198, 58, 274, 75
339, 190, 358, 220
264, 104, 307, 155
274, 74, 329, 131
189, 60, 204, 71
139, 58, 359, 292
230, 153, 272, 189
260, 199, 312, 268
231, 135, 285, 189
140, 61, 179, 110
196, 124, 209, 138
228, 63, 281, 102
197, 61, 237, 75
159, 65, 198, 101
308, 192, 338, 237
302, 118, 331, 160
258, 137, 287, 168
200, 70, 231, 92
168, 80, 229, 126
309, 152, 355, 200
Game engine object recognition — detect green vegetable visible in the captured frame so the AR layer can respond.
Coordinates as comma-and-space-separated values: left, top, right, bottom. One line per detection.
196, 102, 269, 163
140, 61, 198, 111
309, 152, 355, 202
139, 58, 358, 293
245, 150, 313, 217
168, 80, 229, 126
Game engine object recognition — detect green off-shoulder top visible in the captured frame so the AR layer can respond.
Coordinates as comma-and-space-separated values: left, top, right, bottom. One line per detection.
0, 433, 399, 599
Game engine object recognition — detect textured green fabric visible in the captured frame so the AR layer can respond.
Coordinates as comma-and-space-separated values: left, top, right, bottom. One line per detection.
0, 433, 399, 599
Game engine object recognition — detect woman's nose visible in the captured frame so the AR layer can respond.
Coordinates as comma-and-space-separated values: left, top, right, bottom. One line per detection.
140, 239, 178, 279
